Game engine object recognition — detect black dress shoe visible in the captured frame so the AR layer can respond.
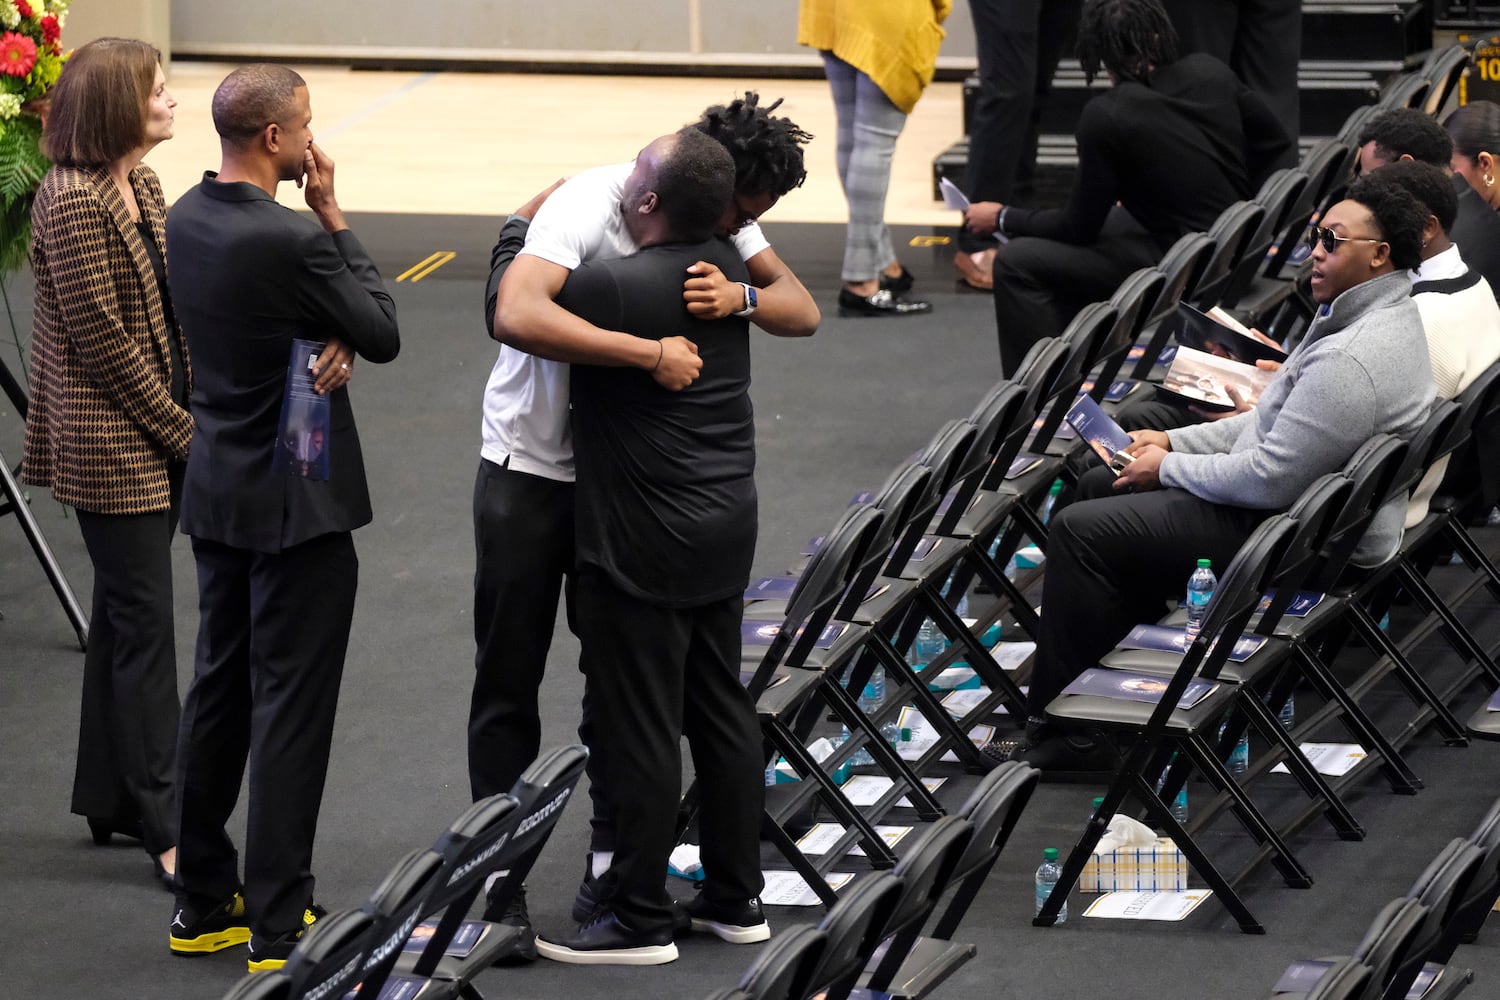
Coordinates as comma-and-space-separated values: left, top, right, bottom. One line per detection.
87, 816, 144, 845
879, 266, 915, 295
838, 287, 932, 316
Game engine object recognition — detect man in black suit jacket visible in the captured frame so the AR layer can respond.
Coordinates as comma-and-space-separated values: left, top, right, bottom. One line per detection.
163, 64, 400, 973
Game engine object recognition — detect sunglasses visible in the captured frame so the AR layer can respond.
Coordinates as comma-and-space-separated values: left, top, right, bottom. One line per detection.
1304, 225, 1384, 254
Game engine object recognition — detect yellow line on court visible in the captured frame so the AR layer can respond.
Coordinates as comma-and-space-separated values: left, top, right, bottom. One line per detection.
397, 251, 456, 282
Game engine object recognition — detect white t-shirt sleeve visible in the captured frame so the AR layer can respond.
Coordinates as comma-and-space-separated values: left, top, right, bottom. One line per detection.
731, 220, 771, 262
520, 163, 629, 271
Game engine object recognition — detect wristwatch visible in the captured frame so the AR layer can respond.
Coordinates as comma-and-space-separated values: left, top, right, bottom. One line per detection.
734, 282, 758, 317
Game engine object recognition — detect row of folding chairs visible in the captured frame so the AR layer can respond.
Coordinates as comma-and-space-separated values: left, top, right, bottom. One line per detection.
219, 745, 588, 1000
702, 763, 1038, 1000
1263, 796, 1500, 1000
700, 42, 1495, 922
1031, 343, 1500, 934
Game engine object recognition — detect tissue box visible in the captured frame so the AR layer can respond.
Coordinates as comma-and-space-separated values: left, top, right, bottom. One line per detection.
1079, 837, 1188, 892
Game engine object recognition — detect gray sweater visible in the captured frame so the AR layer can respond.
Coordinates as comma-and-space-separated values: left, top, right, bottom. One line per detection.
1160, 270, 1434, 566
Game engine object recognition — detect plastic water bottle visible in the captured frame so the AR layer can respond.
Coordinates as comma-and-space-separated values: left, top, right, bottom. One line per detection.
1221, 723, 1249, 776
1089, 795, 1106, 824
1185, 558, 1217, 640
845, 666, 893, 765
1279, 694, 1295, 730
1039, 479, 1064, 524
1035, 848, 1067, 923
911, 619, 945, 667
765, 755, 778, 786
1156, 758, 1188, 824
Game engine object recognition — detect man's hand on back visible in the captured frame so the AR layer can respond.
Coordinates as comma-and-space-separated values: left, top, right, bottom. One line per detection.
652, 336, 702, 390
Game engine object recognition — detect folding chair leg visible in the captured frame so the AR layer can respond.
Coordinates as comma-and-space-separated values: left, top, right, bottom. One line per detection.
1179, 734, 1313, 890
1127, 767, 1266, 934
867, 628, 998, 774
1447, 522, 1500, 604
772, 719, 902, 867
1348, 605, 1469, 744
1241, 688, 1364, 840
760, 813, 840, 908
1294, 644, 1423, 794
1397, 561, 1500, 685
919, 581, 1028, 719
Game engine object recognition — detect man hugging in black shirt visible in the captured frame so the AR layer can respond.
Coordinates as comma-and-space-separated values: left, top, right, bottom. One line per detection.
534, 128, 769, 965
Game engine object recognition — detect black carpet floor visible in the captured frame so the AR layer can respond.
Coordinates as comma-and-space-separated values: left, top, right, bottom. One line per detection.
1, 217, 1498, 1000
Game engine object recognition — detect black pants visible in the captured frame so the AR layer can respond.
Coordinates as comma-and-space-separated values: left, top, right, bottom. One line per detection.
1161, 0, 1302, 139
1026, 466, 1267, 716
963, 0, 1080, 209
72, 474, 184, 856
992, 207, 1165, 376
575, 569, 764, 932
175, 531, 357, 939
468, 458, 576, 803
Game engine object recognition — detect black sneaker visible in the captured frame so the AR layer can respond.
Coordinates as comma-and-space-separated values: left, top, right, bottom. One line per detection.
683, 894, 770, 944
574, 865, 691, 935
535, 910, 678, 966
169, 892, 250, 956
570, 864, 602, 924
481, 883, 538, 965
245, 904, 325, 973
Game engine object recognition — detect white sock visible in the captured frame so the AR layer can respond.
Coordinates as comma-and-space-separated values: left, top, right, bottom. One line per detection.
590, 851, 613, 878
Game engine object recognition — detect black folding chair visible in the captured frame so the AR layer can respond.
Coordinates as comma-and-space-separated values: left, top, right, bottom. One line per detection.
1386, 840, 1486, 1000
1265, 956, 1373, 1000
860, 816, 974, 993
1191, 200, 1269, 311
1445, 798, 1500, 950
805, 871, 904, 1000
1421, 44, 1471, 116
401, 745, 589, 987
1378, 73, 1431, 111
1036, 515, 1302, 934
734, 925, 828, 1000
856, 764, 1039, 999
280, 909, 391, 1000
1129, 233, 1215, 379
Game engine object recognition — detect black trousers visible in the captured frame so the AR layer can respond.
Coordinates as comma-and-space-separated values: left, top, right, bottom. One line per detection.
992, 207, 1165, 376
1026, 466, 1267, 717
72, 472, 184, 855
1161, 0, 1302, 139
575, 569, 764, 932
468, 458, 575, 799
963, 0, 1080, 207
175, 531, 357, 938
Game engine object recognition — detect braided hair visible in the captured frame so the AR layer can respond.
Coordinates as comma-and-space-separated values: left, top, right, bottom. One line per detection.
1076, 0, 1180, 86
690, 91, 812, 199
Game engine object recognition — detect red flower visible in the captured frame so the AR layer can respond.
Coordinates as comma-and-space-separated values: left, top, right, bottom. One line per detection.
0, 32, 37, 78
40, 14, 60, 47
14, 0, 35, 18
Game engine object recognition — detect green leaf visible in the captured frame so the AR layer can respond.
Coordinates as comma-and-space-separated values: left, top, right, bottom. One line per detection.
0, 114, 44, 206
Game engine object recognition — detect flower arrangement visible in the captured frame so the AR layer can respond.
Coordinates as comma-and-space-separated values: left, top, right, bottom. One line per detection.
0, 0, 68, 272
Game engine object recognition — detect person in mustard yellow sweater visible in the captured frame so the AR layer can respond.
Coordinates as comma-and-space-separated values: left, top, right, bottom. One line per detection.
799, 0, 950, 316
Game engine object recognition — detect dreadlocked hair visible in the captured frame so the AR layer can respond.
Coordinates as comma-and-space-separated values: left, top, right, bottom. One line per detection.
1076, 0, 1179, 86
691, 91, 813, 199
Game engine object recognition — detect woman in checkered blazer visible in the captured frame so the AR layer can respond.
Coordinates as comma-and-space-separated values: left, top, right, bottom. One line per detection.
20, 38, 187, 890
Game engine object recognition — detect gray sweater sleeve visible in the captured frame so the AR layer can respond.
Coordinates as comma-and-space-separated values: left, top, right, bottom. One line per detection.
1158, 351, 1379, 508
1167, 409, 1254, 455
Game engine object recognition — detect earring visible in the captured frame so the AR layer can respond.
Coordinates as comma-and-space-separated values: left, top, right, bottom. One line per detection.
1487, 175, 1495, 187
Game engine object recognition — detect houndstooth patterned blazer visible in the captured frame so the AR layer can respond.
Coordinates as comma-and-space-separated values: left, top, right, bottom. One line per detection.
21, 163, 193, 514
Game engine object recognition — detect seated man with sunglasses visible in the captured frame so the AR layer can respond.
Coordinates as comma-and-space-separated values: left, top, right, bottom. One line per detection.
1002, 170, 1436, 775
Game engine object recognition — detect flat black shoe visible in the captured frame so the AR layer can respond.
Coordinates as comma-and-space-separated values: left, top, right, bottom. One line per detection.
1013, 731, 1122, 783
536, 910, 678, 966
838, 287, 932, 316
574, 866, 689, 934
879, 266, 915, 295
87, 816, 144, 845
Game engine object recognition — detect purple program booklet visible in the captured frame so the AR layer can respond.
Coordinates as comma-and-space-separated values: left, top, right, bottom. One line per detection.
742, 621, 848, 650
1119, 624, 1266, 662
1063, 394, 1135, 475
1061, 667, 1219, 710
1256, 590, 1325, 618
